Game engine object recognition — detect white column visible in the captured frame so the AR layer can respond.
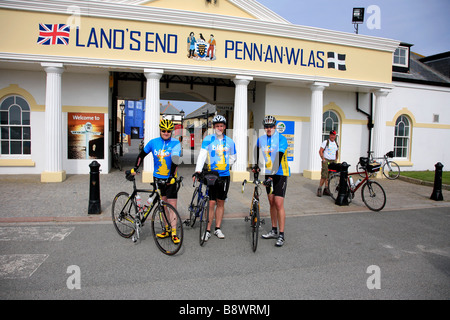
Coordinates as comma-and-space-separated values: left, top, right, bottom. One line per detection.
372, 89, 390, 159
231, 75, 252, 181
304, 82, 329, 180
143, 69, 163, 182
41, 63, 65, 183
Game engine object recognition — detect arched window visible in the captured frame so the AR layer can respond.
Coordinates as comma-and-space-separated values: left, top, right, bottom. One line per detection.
322, 110, 339, 141
394, 115, 410, 158
0, 95, 31, 155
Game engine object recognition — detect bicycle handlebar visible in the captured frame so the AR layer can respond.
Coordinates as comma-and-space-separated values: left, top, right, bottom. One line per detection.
242, 178, 273, 195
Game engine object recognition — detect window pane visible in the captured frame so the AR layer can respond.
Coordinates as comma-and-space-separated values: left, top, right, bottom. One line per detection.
22, 112, 30, 125
1, 141, 9, 154
16, 97, 30, 111
0, 111, 8, 124
10, 141, 22, 154
0, 97, 14, 111
23, 127, 31, 140
23, 141, 31, 154
1, 127, 8, 139
9, 105, 21, 125
10, 127, 22, 140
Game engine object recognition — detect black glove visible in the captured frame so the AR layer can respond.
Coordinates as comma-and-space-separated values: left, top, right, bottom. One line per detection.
251, 165, 260, 173
263, 177, 273, 187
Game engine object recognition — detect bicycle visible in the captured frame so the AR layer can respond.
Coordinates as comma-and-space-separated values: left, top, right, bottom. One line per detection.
328, 158, 386, 211
356, 151, 400, 180
185, 171, 206, 228
241, 172, 272, 252
191, 170, 220, 246
110, 143, 122, 171
111, 170, 184, 255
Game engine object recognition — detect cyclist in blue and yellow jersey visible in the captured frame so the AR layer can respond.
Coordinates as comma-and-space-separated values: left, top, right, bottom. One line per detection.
193, 115, 236, 241
252, 115, 290, 247
132, 119, 182, 243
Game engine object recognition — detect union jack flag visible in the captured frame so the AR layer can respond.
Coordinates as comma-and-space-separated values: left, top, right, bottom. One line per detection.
37, 23, 70, 45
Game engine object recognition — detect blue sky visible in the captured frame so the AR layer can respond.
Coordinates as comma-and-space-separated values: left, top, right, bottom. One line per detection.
168, 0, 450, 114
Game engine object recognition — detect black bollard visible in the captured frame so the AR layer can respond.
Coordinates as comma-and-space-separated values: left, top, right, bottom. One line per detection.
430, 162, 444, 201
335, 162, 350, 206
88, 161, 101, 214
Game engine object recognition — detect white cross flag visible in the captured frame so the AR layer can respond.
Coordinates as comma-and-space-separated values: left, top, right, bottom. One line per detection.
327, 52, 346, 71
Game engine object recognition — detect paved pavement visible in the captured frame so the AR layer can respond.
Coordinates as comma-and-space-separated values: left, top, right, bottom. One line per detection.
1, 141, 449, 223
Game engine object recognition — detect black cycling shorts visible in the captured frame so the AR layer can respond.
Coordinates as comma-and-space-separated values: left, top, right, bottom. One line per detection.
155, 178, 178, 199
265, 175, 288, 198
208, 176, 230, 201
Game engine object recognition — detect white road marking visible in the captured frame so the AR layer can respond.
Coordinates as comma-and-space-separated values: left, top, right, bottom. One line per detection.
0, 226, 74, 241
0, 254, 49, 279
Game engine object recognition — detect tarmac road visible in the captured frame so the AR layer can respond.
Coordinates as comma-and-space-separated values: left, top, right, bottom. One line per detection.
1, 207, 449, 301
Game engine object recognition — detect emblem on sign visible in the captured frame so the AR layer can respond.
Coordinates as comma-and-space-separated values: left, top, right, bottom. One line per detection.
187, 32, 217, 61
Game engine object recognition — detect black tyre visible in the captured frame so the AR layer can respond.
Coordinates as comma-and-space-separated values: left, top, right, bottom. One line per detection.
188, 187, 199, 227
151, 202, 183, 256
361, 180, 386, 211
112, 192, 136, 238
199, 197, 210, 246
383, 161, 400, 180
328, 173, 341, 201
251, 203, 260, 252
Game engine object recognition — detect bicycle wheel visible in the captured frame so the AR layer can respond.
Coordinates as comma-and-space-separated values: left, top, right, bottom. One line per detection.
199, 197, 210, 246
383, 161, 400, 180
328, 173, 341, 201
355, 162, 366, 178
112, 192, 136, 238
361, 180, 386, 211
251, 202, 260, 252
188, 187, 199, 227
151, 202, 183, 256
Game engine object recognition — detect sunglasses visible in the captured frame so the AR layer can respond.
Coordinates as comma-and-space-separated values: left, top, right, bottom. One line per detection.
264, 125, 275, 129
161, 130, 172, 133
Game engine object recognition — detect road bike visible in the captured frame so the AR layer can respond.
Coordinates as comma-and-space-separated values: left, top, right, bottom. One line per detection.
192, 170, 220, 246
185, 172, 206, 228
328, 158, 386, 211
110, 143, 122, 171
356, 151, 400, 180
111, 170, 184, 255
241, 172, 272, 252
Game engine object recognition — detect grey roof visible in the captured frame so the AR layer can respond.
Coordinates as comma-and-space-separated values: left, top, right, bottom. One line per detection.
393, 52, 450, 86
160, 102, 181, 115
185, 103, 217, 119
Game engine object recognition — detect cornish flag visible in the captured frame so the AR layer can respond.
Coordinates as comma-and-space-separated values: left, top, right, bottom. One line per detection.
37, 23, 70, 45
327, 52, 346, 71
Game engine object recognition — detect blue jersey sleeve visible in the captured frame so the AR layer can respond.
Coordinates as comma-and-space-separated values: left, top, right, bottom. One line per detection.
143, 139, 153, 154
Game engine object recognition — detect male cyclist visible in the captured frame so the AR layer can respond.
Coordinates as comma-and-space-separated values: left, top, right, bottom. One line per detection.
193, 115, 236, 241
252, 115, 289, 247
132, 119, 182, 243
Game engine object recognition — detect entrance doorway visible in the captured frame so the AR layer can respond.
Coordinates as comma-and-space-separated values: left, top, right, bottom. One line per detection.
109, 72, 237, 172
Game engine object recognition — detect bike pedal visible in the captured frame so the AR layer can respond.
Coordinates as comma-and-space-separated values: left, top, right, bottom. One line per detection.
132, 235, 137, 243
244, 216, 250, 222
261, 219, 265, 225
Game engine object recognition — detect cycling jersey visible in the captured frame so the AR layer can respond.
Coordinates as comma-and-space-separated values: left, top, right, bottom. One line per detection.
143, 137, 181, 179
256, 131, 290, 177
197, 134, 236, 177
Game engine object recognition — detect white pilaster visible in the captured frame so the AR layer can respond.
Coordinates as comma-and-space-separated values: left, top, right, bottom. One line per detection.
143, 69, 163, 182
231, 75, 253, 182
41, 63, 65, 183
372, 89, 391, 159
304, 82, 329, 180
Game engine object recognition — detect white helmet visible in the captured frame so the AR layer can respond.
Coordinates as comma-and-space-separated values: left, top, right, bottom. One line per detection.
263, 115, 277, 126
212, 115, 226, 125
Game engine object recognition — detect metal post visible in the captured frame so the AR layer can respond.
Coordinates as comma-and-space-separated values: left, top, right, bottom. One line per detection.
335, 162, 350, 206
430, 162, 444, 201
88, 161, 101, 214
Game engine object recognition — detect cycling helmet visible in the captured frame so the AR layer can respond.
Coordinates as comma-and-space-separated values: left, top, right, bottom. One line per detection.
212, 115, 226, 125
263, 115, 277, 126
159, 119, 174, 131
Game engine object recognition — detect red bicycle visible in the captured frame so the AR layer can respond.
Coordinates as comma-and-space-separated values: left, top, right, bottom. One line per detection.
327, 158, 386, 211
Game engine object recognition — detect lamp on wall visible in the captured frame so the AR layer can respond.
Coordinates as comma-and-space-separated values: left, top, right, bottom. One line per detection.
352, 7, 365, 34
